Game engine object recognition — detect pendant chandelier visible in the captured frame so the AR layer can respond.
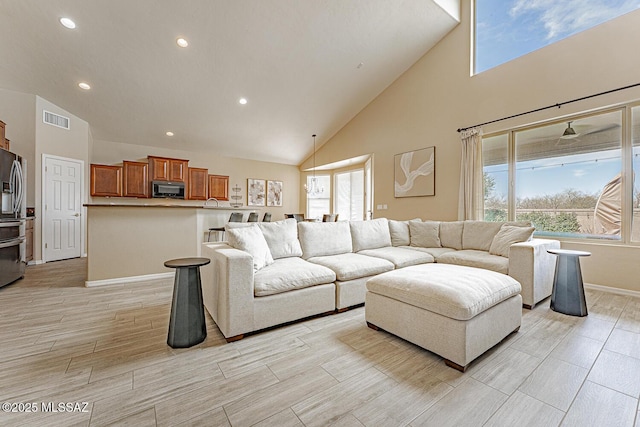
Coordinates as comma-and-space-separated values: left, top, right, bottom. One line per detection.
304, 134, 324, 196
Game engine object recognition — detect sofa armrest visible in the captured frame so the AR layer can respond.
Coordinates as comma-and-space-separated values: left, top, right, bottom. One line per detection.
201, 242, 255, 339
508, 238, 560, 308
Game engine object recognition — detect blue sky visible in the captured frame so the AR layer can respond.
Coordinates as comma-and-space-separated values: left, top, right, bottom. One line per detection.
485, 151, 624, 199
476, 0, 640, 73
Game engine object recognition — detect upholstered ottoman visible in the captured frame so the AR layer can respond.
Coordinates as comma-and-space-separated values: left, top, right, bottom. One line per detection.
365, 263, 522, 371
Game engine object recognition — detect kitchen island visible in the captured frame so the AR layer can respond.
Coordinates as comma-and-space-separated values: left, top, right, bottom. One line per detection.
84, 203, 257, 286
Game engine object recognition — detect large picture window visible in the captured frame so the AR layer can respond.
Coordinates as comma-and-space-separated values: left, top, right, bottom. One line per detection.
335, 170, 364, 221
483, 109, 625, 241
306, 175, 330, 221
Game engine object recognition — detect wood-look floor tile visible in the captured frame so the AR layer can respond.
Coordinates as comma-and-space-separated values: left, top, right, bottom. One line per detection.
153, 366, 279, 427
518, 357, 588, 411
471, 348, 542, 394
321, 339, 404, 382
224, 368, 338, 427
587, 350, 640, 398
217, 337, 308, 378
605, 328, 640, 360
103, 407, 157, 426
571, 315, 615, 342
291, 367, 396, 427
484, 390, 565, 427
352, 364, 453, 426
267, 345, 352, 381
549, 332, 604, 369
409, 378, 508, 427
561, 381, 637, 427
173, 408, 230, 427
509, 316, 574, 359
251, 408, 304, 427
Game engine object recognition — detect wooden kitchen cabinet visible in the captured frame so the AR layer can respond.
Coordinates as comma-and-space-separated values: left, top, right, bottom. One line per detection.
208, 174, 229, 201
90, 164, 122, 197
148, 156, 189, 182
188, 167, 208, 200
123, 161, 149, 198
25, 218, 34, 262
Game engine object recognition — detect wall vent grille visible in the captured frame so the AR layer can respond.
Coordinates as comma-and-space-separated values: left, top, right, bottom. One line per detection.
43, 110, 70, 130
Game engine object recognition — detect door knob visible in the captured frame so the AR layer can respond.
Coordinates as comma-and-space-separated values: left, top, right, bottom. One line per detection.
74, 213, 80, 217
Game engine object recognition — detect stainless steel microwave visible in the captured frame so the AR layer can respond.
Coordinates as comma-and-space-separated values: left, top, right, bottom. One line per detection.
152, 181, 185, 199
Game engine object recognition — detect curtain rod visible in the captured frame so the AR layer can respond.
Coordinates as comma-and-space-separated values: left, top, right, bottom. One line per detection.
456, 82, 640, 133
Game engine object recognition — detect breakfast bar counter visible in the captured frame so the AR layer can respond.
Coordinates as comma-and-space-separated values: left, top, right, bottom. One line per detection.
84, 203, 257, 286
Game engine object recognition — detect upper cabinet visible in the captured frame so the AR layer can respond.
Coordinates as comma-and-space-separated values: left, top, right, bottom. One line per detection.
148, 156, 189, 182
0, 120, 9, 151
188, 167, 208, 200
208, 174, 229, 201
123, 161, 149, 198
90, 164, 122, 197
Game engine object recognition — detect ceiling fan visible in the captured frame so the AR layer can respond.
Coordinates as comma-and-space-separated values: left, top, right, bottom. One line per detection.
555, 121, 619, 146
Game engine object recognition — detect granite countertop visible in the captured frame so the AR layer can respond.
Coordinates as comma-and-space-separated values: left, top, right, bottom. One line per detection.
84, 203, 255, 210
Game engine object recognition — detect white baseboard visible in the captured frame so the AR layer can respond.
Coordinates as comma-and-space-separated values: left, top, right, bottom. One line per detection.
585, 282, 640, 298
85, 272, 174, 287
28, 260, 45, 265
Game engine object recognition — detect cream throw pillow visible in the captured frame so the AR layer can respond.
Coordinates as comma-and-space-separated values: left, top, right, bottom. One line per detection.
227, 225, 274, 271
409, 220, 441, 248
257, 218, 303, 259
489, 225, 535, 257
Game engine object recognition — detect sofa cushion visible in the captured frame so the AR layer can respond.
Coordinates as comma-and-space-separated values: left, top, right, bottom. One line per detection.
358, 247, 434, 268
462, 221, 504, 251
439, 221, 464, 250
350, 218, 391, 252
308, 253, 394, 281
227, 225, 274, 271
388, 219, 413, 247
402, 246, 457, 259
409, 220, 441, 248
257, 218, 303, 259
298, 221, 353, 259
489, 225, 535, 257
366, 263, 521, 320
254, 257, 336, 296
437, 249, 509, 274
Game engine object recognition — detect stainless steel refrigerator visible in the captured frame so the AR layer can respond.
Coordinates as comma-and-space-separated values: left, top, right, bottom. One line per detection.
1, 148, 26, 288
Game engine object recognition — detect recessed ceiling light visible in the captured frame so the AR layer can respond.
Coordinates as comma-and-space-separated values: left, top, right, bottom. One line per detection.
166, 131, 174, 137
78, 82, 91, 90
176, 38, 189, 48
239, 98, 248, 105
60, 17, 76, 29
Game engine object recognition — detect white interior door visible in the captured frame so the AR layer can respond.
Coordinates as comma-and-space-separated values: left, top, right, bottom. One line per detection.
44, 155, 83, 262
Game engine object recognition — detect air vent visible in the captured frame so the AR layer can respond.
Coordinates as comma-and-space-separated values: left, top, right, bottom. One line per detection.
43, 110, 70, 130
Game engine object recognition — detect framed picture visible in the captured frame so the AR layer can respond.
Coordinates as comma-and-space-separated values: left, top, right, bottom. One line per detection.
267, 180, 283, 207
247, 178, 266, 206
394, 146, 435, 198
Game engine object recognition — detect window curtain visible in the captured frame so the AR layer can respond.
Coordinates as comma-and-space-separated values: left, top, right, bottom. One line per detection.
458, 127, 484, 220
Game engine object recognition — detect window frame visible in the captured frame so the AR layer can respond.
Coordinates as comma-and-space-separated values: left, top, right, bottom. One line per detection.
305, 174, 331, 221
482, 103, 639, 245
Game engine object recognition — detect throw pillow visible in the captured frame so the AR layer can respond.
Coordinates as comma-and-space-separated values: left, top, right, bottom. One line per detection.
388, 219, 419, 247
350, 218, 391, 252
439, 221, 464, 250
489, 225, 535, 257
409, 220, 441, 248
257, 218, 303, 259
227, 225, 274, 271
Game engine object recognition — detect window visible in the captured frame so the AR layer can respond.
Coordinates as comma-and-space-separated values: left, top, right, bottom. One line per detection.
335, 170, 364, 221
306, 175, 330, 221
483, 109, 625, 241
632, 106, 640, 241
475, 1, 640, 74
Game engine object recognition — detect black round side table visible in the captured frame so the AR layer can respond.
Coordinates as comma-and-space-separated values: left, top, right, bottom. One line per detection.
164, 257, 210, 348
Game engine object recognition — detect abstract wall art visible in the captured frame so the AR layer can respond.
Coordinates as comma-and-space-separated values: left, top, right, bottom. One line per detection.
394, 146, 435, 197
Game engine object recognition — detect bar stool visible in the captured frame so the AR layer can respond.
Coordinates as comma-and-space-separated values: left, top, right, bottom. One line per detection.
164, 257, 210, 348
207, 212, 243, 242
247, 212, 259, 222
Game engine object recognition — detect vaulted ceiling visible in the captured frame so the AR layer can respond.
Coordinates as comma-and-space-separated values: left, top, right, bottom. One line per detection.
0, 0, 459, 165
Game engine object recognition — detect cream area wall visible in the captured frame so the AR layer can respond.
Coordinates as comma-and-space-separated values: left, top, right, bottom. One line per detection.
35, 96, 90, 262
91, 139, 300, 220
305, 4, 640, 292
0, 88, 36, 206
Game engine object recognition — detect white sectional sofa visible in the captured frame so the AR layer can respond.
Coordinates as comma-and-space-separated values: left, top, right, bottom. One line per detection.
200, 218, 559, 342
